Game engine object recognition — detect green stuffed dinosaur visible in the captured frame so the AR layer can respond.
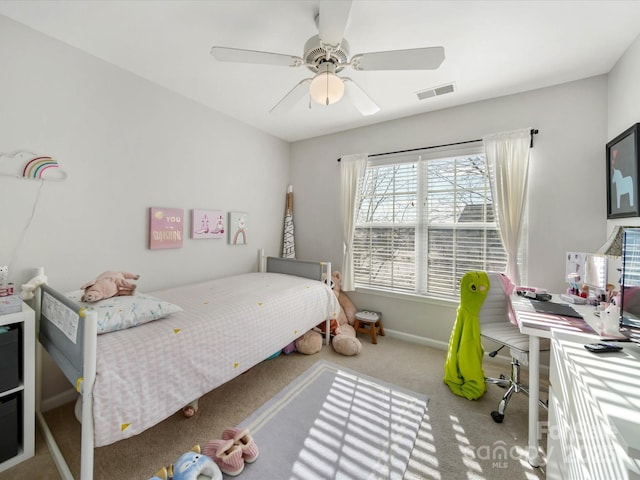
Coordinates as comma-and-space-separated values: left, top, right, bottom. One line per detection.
443, 271, 489, 400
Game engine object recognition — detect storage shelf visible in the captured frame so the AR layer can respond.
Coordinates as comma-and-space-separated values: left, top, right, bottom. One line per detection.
0, 304, 35, 474
0, 385, 25, 398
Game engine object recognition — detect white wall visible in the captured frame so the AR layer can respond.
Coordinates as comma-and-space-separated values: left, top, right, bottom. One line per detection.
5, 13, 640, 402
290, 76, 609, 347
607, 33, 640, 233
0, 16, 290, 401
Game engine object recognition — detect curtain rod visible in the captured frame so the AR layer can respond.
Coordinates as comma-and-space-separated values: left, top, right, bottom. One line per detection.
337, 128, 539, 162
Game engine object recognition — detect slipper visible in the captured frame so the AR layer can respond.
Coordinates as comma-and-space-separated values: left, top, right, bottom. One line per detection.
221, 427, 259, 463
202, 438, 244, 476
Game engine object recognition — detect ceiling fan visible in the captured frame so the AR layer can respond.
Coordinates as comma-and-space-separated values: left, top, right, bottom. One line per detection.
210, 0, 445, 116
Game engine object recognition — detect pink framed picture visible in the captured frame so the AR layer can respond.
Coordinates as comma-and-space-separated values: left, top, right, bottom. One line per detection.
149, 207, 184, 249
192, 209, 225, 239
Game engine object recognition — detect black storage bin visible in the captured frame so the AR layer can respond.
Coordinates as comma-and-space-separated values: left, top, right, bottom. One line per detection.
0, 394, 18, 463
0, 327, 19, 392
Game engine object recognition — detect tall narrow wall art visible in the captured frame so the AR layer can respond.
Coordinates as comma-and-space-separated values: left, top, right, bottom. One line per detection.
229, 212, 248, 245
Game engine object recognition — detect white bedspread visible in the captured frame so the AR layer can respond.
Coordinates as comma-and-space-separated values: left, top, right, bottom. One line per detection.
92, 272, 339, 447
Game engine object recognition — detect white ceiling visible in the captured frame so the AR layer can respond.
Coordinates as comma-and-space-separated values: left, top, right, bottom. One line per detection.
2, 0, 640, 142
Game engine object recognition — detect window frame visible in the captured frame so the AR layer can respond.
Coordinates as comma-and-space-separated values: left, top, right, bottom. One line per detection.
352, 143, 508, 298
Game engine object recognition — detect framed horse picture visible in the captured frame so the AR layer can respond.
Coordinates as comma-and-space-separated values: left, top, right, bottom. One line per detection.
607, 123, 640, 219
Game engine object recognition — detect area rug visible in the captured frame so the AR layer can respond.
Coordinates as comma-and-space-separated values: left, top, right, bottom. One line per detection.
235, 360, 428, 480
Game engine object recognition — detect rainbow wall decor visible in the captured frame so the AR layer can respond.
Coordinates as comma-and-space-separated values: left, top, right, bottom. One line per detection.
22, 156, 60, 179
0, 151, 66, 181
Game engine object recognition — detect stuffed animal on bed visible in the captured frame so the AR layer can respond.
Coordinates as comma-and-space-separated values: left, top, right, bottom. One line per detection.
81, 271, 140, 302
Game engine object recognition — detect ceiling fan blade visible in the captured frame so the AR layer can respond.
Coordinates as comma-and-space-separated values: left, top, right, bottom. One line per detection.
318, 0, 353, 47
351, 46, 445, 71
211, 46, 303, 67
343, 78, 380, 116
269, 79, 312, 114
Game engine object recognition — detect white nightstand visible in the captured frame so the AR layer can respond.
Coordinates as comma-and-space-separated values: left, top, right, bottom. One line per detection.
0, 302, 35, 473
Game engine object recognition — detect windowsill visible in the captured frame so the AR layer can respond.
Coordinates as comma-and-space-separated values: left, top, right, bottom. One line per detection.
354, 286, 458, 307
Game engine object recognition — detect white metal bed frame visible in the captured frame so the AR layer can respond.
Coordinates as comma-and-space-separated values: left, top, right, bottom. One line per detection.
33, 250, 332, 480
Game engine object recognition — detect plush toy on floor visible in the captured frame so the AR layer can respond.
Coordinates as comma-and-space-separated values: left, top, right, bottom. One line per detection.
294, 329, 324, 354
147, 446, 222, 480
81, 271, 140, 302
323, 271, 362, 356
443, 271, 489, 400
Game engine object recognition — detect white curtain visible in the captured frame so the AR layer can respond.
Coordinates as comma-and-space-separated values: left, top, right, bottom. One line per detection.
340, 153, 367, 291
483, 128, 532, 284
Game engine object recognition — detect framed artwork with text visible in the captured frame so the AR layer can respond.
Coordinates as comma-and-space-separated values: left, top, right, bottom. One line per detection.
149, 207, 184, 249
607, 123, 640, 219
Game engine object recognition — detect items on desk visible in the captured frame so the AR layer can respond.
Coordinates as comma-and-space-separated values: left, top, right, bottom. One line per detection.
558, 293, 587, 304
584, 342, 623, 353
529, 299, 583, 318
567, 272, 581, 296
516, 289, 552, 301
515, 286, 551, 301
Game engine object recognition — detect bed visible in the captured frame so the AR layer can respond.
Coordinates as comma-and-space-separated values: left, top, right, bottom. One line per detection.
33, 253, 339, 480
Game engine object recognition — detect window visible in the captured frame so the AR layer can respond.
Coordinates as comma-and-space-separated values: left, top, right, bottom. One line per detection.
352, 145, 507, 297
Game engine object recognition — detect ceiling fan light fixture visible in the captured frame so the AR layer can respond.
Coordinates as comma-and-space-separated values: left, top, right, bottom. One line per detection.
309, 62, 344, 105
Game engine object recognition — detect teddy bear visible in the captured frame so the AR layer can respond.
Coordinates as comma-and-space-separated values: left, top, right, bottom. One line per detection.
294, 329, 323, 355
322, 271, 362, 356
81, 271, 140, 302
289, 271, 361, 356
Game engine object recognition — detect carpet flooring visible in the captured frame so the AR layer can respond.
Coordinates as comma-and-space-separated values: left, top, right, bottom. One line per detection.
2, 336, 547, 479
236, 360, 428, 479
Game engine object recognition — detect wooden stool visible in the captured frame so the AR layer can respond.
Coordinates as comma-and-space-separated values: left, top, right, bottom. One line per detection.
354, 311, 384, 344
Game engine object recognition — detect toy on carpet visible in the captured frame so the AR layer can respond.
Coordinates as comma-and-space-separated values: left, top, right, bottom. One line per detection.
294, 329, 323, 354
147, 466, 170, 480
324, 271, 362, 356
443, 271, 489, 400
181, 399, 199, 418
147, 445, 222, 480
282, 340, 297, 354
21, 273, 48, 300
80, 270, 140, 302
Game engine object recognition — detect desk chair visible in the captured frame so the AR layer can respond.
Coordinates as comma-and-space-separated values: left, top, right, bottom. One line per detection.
480, 273, 549, 423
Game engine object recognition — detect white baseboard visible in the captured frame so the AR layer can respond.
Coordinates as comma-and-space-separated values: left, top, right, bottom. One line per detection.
384, 328, 449, 350
384, 328, 550, 375
41, 388, 77, 413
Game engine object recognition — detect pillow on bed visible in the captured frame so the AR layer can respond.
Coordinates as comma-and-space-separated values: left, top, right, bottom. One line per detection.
64, 291, 183, 334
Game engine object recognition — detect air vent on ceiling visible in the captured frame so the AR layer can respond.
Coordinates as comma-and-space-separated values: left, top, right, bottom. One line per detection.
416, 82, 455, 100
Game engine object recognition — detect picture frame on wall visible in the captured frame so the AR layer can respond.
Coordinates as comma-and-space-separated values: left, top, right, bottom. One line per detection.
607, 123, 640, 219
149, 207, 184, 249
229, 211, 248, 245
191, 209, 225, 239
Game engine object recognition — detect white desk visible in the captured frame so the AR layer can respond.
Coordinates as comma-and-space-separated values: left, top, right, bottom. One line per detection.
510, 294, 601, 467
547, 330, 640, 479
